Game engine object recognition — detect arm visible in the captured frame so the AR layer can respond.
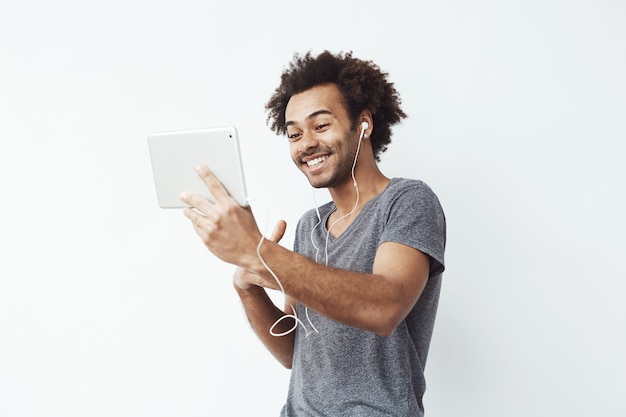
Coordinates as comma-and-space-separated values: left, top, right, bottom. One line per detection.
233, 283, 296, 368
247, 238, 429, 337
231, 220, 296, 369
182, 165, 429, 337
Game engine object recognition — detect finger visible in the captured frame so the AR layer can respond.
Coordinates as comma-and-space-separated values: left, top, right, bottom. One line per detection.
183, 206, 210, 230
269, 220, 287, 243
194, 164, 232, 205
181, 191, 215, 216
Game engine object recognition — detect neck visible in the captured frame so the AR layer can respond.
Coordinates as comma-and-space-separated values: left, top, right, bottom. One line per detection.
328, 163, 389, 216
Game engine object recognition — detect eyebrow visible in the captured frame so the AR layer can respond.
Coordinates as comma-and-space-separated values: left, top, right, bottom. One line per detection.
285, 109, 333, 128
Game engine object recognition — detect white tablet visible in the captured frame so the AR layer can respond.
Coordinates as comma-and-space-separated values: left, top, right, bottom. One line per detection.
147, 126, 249, 208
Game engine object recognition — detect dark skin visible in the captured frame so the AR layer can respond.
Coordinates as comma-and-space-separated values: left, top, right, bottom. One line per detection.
181, 84, 430, 369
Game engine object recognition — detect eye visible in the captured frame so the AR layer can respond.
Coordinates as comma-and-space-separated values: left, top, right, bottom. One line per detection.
287, 132, 302, 142
315, 123, 330, 131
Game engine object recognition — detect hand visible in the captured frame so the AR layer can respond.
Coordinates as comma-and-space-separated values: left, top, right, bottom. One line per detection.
233, 220, 287, 290
181, 164, 262, 268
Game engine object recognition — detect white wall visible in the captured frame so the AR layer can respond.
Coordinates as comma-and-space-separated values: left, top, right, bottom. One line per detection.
1, 0, 624, 416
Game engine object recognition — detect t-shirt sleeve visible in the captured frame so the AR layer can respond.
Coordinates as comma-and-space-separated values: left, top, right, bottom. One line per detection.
380, 181, 446, 276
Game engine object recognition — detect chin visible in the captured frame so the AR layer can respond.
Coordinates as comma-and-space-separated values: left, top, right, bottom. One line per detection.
306, 174, 344, 189
303, 173, 328, 189
301, 163, 350, 189
306, 177, 327, 189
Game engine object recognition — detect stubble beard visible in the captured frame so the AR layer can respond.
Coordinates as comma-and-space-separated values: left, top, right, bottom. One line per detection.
305, 131, 360, 189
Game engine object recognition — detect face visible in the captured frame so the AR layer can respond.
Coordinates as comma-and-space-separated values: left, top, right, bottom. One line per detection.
285, 84, 360, 189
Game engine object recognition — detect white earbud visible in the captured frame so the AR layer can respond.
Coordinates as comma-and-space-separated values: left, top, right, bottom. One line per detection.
360, 121, 369, 139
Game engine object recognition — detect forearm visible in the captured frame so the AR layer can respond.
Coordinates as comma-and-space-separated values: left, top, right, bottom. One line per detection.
249, 240, 424, 336
234, 284, 295, 368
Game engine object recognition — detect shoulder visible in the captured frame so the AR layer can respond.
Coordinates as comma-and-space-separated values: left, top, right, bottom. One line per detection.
381, 178, 447, 274
381, 178, 443, 211
388, 177, 437, 194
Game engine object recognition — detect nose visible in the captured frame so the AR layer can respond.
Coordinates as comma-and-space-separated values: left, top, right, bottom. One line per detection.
297, 129, 319, 154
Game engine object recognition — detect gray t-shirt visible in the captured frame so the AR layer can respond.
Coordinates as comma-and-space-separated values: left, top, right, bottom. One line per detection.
280, 178, 446, 417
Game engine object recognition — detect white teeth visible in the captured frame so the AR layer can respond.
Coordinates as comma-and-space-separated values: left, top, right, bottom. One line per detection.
306, 156, 326, 167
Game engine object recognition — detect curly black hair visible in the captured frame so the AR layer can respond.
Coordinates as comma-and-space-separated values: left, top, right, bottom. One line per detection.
265, 50, 407, 161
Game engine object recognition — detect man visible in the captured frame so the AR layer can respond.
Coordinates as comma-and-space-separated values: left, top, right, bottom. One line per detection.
181, 51, 446, 416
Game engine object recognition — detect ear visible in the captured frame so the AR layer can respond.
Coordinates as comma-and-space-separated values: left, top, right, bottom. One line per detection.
358, 110, 373, 138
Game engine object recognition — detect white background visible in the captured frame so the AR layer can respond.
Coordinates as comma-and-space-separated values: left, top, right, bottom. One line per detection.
1, 0, 625, 416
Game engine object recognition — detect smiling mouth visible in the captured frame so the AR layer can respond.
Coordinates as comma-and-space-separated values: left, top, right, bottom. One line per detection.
306, 155, 329, 168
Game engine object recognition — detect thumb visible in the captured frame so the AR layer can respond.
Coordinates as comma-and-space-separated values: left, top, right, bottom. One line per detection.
269, 220, 287, 243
